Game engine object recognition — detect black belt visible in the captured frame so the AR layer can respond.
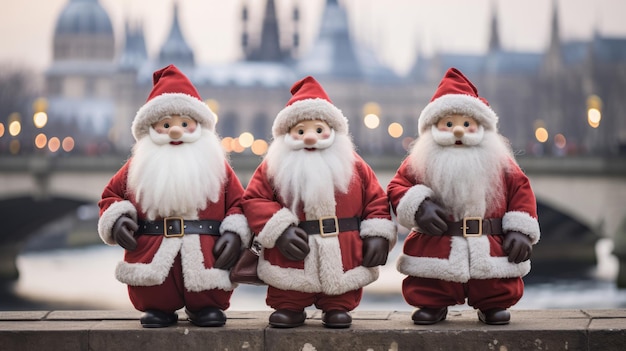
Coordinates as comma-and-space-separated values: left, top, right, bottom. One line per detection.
298, 216, 360, 237
442, 217, 503, 237
136, 218, 221, 237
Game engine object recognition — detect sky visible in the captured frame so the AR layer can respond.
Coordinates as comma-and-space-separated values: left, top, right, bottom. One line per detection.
1, 0, 626, 75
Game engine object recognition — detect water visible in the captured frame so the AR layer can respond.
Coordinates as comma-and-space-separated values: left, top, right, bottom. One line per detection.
6, 239, 626, 311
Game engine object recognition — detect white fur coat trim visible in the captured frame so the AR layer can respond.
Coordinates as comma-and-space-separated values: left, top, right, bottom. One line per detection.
256, 207, 299, 248
503, 211, 541, 244
98, 200, 137, 245
395, 184, 433, 230
115, 235, 236, 291
220, 213, 252, 248
257, 234, 379, 294
360, 217, 397, 249
396, 236, 530, 283
180, 234, 235, 291
115, 237, 181, 286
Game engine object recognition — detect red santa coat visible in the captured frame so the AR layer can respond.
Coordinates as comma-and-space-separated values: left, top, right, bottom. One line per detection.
97, 159, 250, 292
387, 157, 540, 283
242, 153, 396, 295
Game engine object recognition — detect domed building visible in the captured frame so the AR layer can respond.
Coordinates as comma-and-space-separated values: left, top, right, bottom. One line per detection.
45, 0, 118, 154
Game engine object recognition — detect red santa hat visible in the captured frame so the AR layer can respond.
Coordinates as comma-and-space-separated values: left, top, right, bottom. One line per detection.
418, 67, 498, 135
272, 76, 349, 138
131, 64, 216, 141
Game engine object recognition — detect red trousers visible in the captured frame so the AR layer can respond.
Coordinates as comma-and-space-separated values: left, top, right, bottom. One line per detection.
402, 276, 524, 311
266, 286, 363, 312
128, 253, 232, 313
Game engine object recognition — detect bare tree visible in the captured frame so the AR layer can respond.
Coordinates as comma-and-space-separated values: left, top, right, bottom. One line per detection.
0, 64, 40, 124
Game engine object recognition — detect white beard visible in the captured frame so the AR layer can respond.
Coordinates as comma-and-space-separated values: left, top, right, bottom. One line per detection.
265, 133, 356, 219
127, 128, 227, 220
408, 129, 513, 220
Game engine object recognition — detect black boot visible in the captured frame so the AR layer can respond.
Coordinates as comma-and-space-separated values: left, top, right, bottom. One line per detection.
269, 309, 307, 328
477, 308, 510, 325
322, 310, 352, 328
411, 307, 448, 325
186, 307, 227, 327
140, 310, 178, 328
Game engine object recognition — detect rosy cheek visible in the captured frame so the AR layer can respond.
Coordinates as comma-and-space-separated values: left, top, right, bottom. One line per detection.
154, 126, 167, 134
438, 125, 448, 131
186, 124, 197, 133
467, 126, 477, 133
320, 131, 331, 139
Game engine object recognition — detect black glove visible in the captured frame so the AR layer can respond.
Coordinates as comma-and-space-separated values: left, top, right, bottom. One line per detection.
112, 216, 138, 251
276, 226, 310, 261
414, 199, 448, 236
503, 231, 532, 263
213, 231, 242, 270
362, 236, 389, 267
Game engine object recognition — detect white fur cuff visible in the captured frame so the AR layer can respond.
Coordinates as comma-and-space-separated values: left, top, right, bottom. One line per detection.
220, 213, 252, 248
359, 218, 397, 249
503, 211, 541, 244
256, 207, 299, 248
395, 184, 433, 229
98, 201, 137, 245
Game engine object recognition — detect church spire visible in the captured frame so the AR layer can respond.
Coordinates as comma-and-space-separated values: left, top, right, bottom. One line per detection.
487, 0, 501, 52
158, 1, 195, 67
244, 0, 288, 62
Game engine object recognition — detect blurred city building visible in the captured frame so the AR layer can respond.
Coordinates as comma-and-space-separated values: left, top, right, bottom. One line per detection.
20, 0, 626, 156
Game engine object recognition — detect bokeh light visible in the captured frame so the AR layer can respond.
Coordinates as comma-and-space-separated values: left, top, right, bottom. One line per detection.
388, 123, 403, 138
62, 137, 75, 152
364, 114, 380, 129
535, 127, 549, 143
230, 138, 245, 153
33, 112, 48, 128
8, 120, 21, 136
554, 133, 567, 149
48, 137, 61, 152
587, 108, 601, 128
238, 132, 254, 148
221, 136, 233, 152
35, 133, 47, 149
251, 139, 268, 155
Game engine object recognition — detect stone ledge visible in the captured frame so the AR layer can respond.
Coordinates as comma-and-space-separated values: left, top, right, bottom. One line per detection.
1, 309, 625, 351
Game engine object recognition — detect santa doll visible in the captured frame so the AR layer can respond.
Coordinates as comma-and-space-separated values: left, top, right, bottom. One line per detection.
242, 76, 396, 328
97, 64, 250, 328
387, 68, 540, 325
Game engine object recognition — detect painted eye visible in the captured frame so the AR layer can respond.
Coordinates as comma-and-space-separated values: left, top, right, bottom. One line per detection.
316, 127, 323, 133
163, 123, 170, 128
446, 121, 453, 128
182, 122, 188, 127
298, 129, 304, 135
464, 121, 470, 127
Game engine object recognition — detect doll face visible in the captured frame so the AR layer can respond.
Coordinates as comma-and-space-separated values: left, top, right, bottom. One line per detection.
434, 114, 482, 147
286, 119, 334, 151
151, 114, 198, 145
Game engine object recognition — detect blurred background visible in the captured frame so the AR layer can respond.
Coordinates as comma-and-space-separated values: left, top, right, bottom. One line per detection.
1, 0, 626, 311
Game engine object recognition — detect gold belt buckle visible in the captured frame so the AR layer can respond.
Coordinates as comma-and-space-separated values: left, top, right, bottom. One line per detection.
318, 216, 339, 237
164, 217, 185, 237
462, 217, 482, 237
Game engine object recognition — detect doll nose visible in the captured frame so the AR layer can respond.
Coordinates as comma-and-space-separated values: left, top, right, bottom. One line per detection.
303, 130, 318, 145
168, 126, 184, 139
453, 126, 464, 138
